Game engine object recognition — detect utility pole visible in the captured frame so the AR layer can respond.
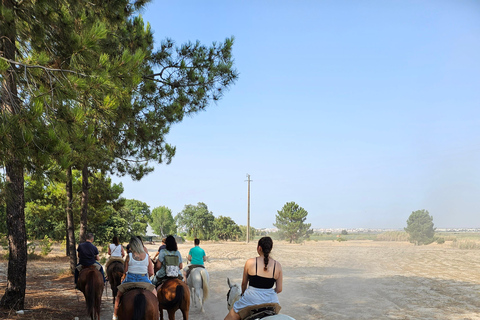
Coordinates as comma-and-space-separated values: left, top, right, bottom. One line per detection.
245, 174, 252, 243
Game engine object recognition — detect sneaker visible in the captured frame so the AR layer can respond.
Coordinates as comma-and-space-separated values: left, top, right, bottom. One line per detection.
112, 315, 118, 320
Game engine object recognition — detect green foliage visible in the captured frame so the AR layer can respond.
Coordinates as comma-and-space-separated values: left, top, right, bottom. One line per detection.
214, 216, 241, 241
1, 238, 9, 259
23, 169, 124, 242
436, 237, 445, 244
405, 209, 436, 245
40, 235, 53, 256
175, 203, 215, 240
341, 229, 348, 235
151, 206, 177, 237
238, 225, 256, 242
273, 202, 313, 243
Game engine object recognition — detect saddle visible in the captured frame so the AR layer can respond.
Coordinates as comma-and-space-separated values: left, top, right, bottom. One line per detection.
117, 281, 156, 294
77, 263, 101, 273
154, 275, 183, 289
185, 264, 205, 280
238, 303, 281, 320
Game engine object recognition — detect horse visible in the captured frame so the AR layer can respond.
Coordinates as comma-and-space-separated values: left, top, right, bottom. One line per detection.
117, 288, 159, 320
77, 266, 104, 320
157, 278, 190, 320
226, 278, 296, 320
107, 260, 125, 304
186, 267, 209, 312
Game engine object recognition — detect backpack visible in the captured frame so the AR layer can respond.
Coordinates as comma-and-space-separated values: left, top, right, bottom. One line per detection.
164, 251, 180, 277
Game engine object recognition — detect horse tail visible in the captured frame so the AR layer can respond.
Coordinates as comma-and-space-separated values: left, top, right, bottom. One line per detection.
132, 291, 147, 320
162, 283, 184, 309
200, 269, 209, 301
85, 271, 96, 318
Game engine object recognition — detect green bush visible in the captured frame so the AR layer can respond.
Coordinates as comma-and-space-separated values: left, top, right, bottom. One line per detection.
435, 237, 445, 244
40, 235, 53, 256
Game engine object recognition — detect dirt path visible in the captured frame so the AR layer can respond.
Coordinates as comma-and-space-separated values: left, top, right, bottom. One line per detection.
2, 240, 480, 319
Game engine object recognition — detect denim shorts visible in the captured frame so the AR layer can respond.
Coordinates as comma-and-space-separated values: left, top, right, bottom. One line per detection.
122, 272, 152, 284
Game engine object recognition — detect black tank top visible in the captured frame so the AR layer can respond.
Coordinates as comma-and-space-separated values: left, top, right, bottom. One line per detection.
248, 257, 276, 289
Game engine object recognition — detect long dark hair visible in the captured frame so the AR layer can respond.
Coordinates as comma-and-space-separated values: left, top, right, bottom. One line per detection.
165, 235, 178, 251
112, 236, 119, 246
258, 236, 273, 271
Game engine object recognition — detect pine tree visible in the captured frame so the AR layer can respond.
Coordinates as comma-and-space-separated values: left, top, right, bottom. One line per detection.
274, 202, 313, 243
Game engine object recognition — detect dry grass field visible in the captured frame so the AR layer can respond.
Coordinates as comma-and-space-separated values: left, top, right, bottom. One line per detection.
1, 240, 480, 319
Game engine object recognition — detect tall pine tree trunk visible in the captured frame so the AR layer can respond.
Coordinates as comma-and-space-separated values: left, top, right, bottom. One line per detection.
66, 167, 77, 273
79, 165, 89, 242
1, 161, 27, 310
0, 0, 27, 310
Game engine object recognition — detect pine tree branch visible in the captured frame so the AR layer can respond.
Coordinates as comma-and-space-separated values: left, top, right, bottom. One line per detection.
0, 57, 88, 77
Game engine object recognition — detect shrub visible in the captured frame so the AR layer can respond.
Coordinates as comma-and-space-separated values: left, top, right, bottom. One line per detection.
40, 235, 53, 256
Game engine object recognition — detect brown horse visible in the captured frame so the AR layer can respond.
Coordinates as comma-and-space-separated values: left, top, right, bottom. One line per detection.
77, 266, 104, 320
107, 260, 125, 304
118, 288, 159, 320
157, 278, 190, 320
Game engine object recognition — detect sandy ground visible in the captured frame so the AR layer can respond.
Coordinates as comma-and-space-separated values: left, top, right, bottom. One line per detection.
2, 240, 480, 319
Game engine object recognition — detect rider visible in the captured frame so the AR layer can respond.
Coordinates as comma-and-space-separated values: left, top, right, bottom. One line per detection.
152, 237, 166, 261
224, 236, 283, 320
112, 236, 156, 320
183, 238, 207, 281
152, 235, 183, 286
75, 233, 106, 289
105, 236, 125, 271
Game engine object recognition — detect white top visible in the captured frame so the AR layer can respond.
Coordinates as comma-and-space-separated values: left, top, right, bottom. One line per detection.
127, 252, 149, 274
109, 244, 123, 258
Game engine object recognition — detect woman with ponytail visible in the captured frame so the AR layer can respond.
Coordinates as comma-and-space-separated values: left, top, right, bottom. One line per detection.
224, 236, 283, 320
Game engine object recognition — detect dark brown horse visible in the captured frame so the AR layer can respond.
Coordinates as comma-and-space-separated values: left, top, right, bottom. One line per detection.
107, 260, 125, 304
77, 266, 104, 320
118, 288, 159, 320
157, 278, 190, 320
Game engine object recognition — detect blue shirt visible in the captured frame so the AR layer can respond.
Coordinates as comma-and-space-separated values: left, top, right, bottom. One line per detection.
77, 241, 99, 266
188, 246, 206, 265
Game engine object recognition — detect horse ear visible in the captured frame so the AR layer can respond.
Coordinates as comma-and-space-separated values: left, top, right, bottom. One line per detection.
227, 277, 232, 288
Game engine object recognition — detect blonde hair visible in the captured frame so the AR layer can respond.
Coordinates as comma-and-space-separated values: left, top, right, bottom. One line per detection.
129, 236, 145, 254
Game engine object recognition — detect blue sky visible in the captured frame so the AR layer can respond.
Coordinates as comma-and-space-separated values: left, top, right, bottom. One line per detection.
113, 0, 480, 229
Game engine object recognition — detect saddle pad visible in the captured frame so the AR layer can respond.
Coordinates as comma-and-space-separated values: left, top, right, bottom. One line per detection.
117, 282, 155, 293
77, 264, 101, 272
238, 303, 281, 319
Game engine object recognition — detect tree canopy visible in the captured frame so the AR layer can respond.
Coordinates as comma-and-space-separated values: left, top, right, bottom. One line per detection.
151, 206, 176, 237
176, 202, 215, 240
0, 0, 237, 309
274, 201, 313, 243
214, 216, 241, 241
404, 209, 436, 245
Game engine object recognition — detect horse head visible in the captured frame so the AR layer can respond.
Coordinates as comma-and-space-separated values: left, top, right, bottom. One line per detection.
226, 278, 242, 311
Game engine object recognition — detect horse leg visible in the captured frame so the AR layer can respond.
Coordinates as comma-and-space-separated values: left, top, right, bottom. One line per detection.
199, 288, 204, 313
191, 287, 196, 307
159, 307, 164, 320
167, 309, 176, 320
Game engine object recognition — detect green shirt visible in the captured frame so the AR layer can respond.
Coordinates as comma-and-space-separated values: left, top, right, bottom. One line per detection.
188, 246, 206, 265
